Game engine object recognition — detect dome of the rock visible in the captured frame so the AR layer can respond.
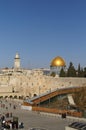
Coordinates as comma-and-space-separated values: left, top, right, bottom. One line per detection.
50, 56, 66, 67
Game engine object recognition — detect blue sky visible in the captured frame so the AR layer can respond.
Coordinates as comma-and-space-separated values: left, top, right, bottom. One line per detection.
0, 0, 86, 69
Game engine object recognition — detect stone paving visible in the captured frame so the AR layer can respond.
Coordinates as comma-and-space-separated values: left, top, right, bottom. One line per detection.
0, 98, 83, 130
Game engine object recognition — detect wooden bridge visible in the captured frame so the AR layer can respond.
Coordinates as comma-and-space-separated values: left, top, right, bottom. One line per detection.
23, 86, 85, 117
24, 86, 85, 106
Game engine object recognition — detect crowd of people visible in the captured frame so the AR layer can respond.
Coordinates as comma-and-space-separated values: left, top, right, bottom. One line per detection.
0, 98, 24, 130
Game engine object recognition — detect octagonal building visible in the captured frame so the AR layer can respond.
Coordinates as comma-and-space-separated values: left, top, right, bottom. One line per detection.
50, 56, 66, 76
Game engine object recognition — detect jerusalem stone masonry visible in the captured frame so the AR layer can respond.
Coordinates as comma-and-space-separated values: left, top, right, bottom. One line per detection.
0, 70, 86, 98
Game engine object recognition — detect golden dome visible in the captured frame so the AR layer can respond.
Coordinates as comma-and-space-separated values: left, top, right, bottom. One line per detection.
50, 56, 66, 67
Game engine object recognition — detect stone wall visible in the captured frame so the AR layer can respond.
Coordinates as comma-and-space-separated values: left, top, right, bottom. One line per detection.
0, 70, 86, 98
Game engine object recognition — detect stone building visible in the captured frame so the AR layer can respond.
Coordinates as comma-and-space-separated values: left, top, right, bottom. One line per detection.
50, 56, 66, 76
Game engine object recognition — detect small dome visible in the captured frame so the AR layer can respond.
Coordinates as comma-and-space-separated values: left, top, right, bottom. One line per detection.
50, 56, 66, 67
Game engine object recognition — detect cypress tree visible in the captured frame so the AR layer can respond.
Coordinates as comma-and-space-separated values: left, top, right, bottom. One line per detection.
67, 62, 76, 77
59, 67, 66, 77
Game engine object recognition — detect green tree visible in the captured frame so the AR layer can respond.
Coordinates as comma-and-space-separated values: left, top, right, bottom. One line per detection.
77, 64, 85, 77
80, 68, 84, 77
59, 68, 66, 77
77, 63, 81, 77
67, 62, 76, 77
83, 67, 86, 77
50, 72, 56, 77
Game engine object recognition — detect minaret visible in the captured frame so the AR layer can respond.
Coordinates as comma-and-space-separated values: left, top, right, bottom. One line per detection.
14, 53, 20, 69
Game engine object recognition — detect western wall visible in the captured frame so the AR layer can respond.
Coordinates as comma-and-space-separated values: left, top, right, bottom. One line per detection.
0, 69, 86, 98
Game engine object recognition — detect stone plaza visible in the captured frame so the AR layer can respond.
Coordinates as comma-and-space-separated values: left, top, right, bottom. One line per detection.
0, 98, 86, 130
